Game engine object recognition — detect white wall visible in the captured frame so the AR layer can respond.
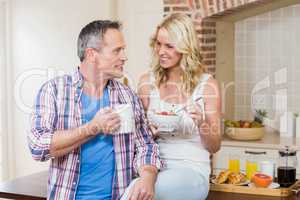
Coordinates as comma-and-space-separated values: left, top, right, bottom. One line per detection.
117, 0, 163, 89
0, 0, 14, 181
0, 1, 6, 180
234, 4, 300, 129
6, 0, 163, 179
10, 0, 113, 178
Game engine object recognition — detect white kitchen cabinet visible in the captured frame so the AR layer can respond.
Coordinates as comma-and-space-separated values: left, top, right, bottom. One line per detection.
213, 146, 277, 173
213, 144, 300, 178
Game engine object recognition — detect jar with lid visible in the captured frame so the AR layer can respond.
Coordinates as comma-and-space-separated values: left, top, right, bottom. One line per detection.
245, 150, 266, 180
277, 146, 297, 187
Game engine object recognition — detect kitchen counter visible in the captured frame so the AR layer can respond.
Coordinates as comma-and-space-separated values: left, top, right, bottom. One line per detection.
0, 171, 46, 199
222, 127, 300, 150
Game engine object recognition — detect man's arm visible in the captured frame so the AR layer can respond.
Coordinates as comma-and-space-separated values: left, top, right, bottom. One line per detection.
127, 165, 158, 200
49, 124, 94, 158
28, 81, 94, 161
138, 165, 158, 185
49, 107, 120, 158
30, 112, 98, 160
29, 81, 60, 161
126, 93, 162, 200
28, 81, 120, 161
132, 95, 162, 173
133, 76, 162, 172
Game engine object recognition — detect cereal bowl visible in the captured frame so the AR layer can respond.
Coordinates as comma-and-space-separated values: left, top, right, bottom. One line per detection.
151, 111, 181, 132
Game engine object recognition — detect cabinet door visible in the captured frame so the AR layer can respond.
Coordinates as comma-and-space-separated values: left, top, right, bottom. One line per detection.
117, 0, 163, 88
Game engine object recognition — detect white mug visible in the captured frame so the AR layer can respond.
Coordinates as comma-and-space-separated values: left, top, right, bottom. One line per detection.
114, 104, 135, 134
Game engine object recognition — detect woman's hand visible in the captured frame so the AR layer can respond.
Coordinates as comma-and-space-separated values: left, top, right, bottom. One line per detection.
186, 99, 221, 154
186, 102, 204, 127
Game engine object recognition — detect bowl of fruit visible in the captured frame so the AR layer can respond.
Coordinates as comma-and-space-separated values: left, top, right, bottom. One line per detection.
151, 111, 181, 132
224, 119, 265, 141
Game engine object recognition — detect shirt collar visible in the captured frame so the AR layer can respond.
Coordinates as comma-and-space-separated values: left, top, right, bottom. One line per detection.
72, 67, 84, 88
71, 67, 116, 89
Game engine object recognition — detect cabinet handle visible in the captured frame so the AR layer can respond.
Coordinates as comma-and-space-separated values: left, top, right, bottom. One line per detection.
244, 150, 267, 155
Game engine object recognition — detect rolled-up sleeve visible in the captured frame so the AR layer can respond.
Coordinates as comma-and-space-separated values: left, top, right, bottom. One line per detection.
28, 81, 57, 162
133, 95, 162, 173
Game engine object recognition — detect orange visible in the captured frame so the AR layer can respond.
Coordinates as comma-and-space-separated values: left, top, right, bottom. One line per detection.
251, 173, 273, 188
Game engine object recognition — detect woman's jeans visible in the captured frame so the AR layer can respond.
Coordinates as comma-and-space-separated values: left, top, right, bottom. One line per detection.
121, 164, 209, 200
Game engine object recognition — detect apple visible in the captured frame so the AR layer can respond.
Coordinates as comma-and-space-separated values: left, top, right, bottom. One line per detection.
243, 121, 251, 128
239, 120, 245, 128
239, 120, 251, 128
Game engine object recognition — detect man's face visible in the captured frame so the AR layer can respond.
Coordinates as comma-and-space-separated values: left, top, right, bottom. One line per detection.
94, 28, 127, 79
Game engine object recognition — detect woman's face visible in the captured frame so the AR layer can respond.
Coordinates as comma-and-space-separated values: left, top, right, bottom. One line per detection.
154, 28, 182, 69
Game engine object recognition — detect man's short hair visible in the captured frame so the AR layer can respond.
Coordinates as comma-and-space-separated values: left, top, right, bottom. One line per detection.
77, 20, 121, 62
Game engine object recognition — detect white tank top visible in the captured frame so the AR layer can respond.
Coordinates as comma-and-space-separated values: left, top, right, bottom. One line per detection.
147, 73, 212, 166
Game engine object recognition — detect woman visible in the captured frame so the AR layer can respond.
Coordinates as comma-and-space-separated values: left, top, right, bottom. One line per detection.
138, 13, 221, 200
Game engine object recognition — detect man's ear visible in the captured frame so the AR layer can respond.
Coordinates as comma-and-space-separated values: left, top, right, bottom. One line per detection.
84, 48, 96, 63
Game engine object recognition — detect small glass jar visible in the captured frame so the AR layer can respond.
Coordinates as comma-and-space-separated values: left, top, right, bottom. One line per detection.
259, 160, 275, 178
277, 146, 297, 187
245, 150, 266, 180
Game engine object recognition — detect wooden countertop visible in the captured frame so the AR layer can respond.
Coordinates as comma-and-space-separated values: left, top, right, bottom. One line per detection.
0, 171, 47, 200
1, 170, 297, 200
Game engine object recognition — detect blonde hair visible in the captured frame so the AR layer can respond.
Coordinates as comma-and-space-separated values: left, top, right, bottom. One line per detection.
150, 13, 204, 95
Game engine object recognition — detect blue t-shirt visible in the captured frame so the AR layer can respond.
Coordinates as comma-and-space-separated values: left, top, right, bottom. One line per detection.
75, 87, 115, 200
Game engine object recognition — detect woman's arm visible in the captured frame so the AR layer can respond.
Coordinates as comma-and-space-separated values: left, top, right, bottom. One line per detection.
199, 77, 222, 153
188, 77, 221, 154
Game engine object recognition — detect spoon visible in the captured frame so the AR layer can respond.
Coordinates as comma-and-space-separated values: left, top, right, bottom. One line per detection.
174, 97, 205, 120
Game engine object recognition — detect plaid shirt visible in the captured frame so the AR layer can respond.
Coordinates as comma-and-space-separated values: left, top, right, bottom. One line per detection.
28, 68, 162, 200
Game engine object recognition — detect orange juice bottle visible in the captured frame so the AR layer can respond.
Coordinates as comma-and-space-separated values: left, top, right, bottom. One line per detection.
228, 155, 240, 173
246, 160, 258, 180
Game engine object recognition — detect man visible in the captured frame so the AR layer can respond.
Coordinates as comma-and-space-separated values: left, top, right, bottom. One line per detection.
28, 20, 162, 200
